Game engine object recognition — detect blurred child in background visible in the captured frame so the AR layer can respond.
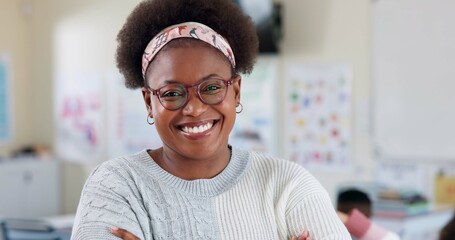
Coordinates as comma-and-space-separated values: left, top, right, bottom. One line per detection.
337, 189, 400, 240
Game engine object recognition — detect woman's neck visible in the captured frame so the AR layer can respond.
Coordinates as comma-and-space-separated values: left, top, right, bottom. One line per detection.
149, 146, 232, 180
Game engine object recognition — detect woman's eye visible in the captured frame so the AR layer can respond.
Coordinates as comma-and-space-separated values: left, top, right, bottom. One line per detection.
161, 90, 183, 98
205, 85, 220, 91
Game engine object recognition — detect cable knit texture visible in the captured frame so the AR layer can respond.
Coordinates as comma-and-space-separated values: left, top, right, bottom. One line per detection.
71, 148, 350, 240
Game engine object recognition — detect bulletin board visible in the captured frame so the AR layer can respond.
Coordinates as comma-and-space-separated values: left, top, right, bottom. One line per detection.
54, 72, 105, 162
284, 63, 352, 171
372, 0, 455, 160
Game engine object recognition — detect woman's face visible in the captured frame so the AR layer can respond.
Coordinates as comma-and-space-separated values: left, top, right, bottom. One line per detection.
142, 44, 240, 160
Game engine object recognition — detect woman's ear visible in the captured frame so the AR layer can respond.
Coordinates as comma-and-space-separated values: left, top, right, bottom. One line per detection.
233, 75, 241, 105
141, 87, 153, 118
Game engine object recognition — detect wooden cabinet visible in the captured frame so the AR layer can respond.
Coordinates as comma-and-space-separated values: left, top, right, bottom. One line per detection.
0, 159, 59, 218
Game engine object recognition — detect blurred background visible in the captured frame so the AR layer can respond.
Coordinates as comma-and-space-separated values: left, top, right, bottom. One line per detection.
1, 0, 454, 239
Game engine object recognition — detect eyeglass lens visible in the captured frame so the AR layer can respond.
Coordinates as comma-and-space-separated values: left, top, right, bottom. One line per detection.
156, 78, 229, 110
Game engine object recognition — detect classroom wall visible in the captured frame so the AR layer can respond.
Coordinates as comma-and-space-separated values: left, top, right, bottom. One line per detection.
2, 0, 373, 214
277, 0, 373, 200
0, 0, 32, 155
29, 0, 143, 213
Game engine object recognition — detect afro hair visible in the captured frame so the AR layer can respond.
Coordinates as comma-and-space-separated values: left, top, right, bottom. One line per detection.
116, 0, 259, 89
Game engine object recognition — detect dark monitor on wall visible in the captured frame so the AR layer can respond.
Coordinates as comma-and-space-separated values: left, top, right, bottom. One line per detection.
233, 0, 282, 53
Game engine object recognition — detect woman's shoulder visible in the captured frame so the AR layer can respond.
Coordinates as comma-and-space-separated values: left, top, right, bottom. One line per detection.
87, 150, 151, 183
246, 150, 309, 175
241, 149, 327, 195
98, 149, 145, 167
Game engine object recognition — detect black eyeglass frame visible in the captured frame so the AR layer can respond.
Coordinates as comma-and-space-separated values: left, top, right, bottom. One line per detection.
147, 77, 236, 111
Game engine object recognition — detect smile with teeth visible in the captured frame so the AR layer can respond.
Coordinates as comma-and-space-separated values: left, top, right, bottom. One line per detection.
181, 122, 214, 134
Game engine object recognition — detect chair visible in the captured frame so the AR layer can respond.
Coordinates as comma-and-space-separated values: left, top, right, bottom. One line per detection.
0, 218, 63, 240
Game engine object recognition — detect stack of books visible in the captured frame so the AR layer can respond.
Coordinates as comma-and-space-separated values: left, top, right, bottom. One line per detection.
373, 188, 429, 218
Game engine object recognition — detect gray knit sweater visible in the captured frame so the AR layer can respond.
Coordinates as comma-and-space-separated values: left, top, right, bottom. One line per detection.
71, 147, 350, 239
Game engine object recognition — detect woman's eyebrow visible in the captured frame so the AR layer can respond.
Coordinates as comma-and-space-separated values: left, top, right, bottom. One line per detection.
156, 73, 226, 87
199, 73, 224, 81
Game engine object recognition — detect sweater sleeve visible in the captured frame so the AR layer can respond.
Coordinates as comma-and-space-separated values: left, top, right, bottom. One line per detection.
284, 167, 351, 239
71, 162, 147, 240
345, 209, 400, 240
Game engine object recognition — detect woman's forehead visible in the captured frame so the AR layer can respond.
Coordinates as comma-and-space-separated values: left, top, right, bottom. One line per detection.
146, 43, 232, 84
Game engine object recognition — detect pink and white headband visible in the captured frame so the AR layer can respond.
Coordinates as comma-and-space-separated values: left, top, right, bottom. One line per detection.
141, 22, 236, 79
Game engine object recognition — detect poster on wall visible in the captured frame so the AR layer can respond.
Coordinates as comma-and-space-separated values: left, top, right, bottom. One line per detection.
284, 63, 352, 171
54, 72, 104, 162
0, 54, 12, 143
106, 71, 162, 159
229, 56, 278, 156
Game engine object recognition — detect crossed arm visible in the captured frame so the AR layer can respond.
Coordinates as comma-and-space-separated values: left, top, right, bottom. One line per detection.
110, 227, 313, 240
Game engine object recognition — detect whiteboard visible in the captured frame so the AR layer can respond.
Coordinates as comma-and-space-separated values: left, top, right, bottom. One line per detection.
373, 0, 455, 159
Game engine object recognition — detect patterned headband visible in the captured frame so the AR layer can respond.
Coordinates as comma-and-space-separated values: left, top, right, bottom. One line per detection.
141, 22, 236, 79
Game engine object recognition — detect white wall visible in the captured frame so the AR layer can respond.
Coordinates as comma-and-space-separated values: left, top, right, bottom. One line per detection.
0, 0, 32, 155
2, 0, 373, 214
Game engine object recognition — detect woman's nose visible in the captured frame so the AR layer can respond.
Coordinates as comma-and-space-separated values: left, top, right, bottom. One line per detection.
181, 90, 208, 116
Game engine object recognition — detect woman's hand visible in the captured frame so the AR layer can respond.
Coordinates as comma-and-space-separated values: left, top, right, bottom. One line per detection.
110, 227, 139, 240
291, 229, 311, 240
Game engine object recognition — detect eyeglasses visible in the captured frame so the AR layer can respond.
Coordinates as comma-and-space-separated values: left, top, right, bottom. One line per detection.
148, 77, 234, 110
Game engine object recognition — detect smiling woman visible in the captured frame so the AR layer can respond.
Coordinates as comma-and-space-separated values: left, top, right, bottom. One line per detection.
70, 0, 351, 239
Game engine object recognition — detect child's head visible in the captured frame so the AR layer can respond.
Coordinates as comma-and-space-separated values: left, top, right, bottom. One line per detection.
337, 188, 372, 218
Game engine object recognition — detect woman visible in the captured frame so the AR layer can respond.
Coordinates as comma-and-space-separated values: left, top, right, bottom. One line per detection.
71, 0, 350, 239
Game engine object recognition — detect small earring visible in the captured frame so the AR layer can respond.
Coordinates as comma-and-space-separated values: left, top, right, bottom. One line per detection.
236, 103, 243, 114
146, 115, 155, 125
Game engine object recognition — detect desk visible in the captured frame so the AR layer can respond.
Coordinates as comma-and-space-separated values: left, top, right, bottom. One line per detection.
42, 214, 74, 237
373, 206, 453, 240
0, 214, 74, 240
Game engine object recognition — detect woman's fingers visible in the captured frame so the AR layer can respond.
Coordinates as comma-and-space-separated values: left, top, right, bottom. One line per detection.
292, 229, 311, 240
300, 229, 309, 238
111, 227, 140, 240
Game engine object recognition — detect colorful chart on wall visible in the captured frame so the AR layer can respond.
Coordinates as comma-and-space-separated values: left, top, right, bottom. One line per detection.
0, 54, 12, 143
229, 56, 278, 156
54, 72, 104, 162
106, 71, 162, 159
284, 63, 352, 171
